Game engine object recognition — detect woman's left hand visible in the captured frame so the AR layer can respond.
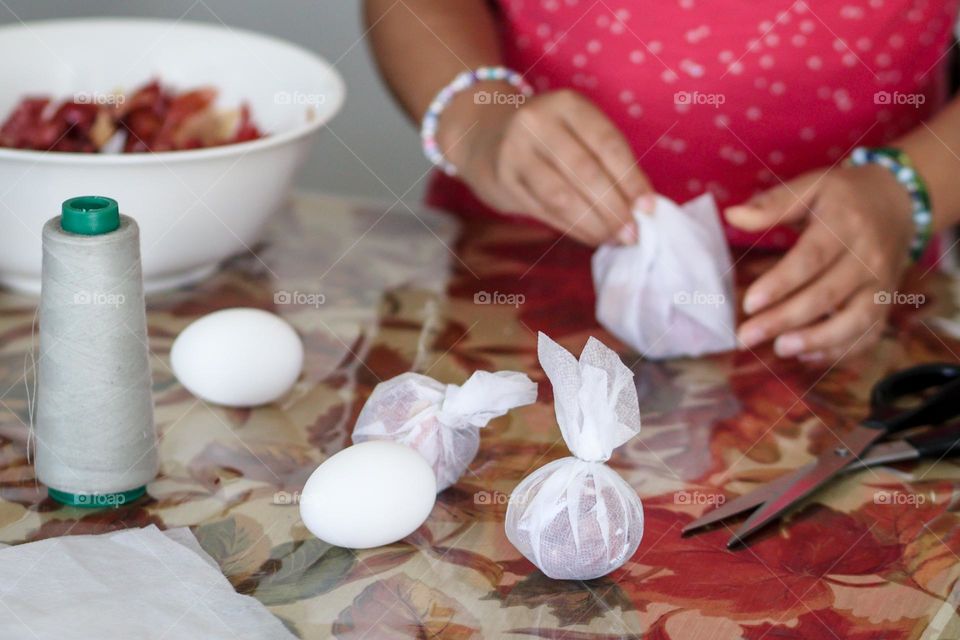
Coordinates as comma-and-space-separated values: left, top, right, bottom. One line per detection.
725, 163, 915, 362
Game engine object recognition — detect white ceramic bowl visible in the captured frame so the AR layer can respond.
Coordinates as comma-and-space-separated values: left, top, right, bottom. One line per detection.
0, 18, 344, 293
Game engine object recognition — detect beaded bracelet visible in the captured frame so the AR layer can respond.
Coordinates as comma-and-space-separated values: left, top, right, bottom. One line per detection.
420, 66, 534, 176
848, 146, 933, 262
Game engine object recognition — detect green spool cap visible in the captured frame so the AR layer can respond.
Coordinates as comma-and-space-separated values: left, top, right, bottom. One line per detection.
48, 486, 146, 508
61, 195, 120, 236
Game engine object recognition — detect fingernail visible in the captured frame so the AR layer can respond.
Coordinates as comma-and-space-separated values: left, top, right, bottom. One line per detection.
635, 194, 656, 214
774, 334, 804, 357
798, 351, 825, 363
743, 291, 768, 315
725, 205, 761, 228
737, 326, 765, 349
616, 222, 638, 245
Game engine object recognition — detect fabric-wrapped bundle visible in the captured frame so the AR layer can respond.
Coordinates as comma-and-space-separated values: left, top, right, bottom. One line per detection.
592, 193, 736, 359
505, 333, 644, 580
353, 370, 538, 491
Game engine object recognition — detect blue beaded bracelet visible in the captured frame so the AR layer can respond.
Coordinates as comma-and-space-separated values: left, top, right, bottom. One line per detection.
420, 66, 534, 176
848, 146, 933, 262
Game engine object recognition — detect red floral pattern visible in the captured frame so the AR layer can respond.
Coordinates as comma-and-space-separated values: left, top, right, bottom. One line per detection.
0, 193, 958, 638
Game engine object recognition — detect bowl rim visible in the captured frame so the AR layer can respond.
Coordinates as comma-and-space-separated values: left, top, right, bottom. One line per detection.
0, 16, 346, 165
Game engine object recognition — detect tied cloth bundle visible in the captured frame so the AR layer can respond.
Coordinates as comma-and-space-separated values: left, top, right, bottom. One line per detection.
592, 193, 736, 359
32, 196, 157, 506
353, 370, 537, 491
505, 333, 643, 580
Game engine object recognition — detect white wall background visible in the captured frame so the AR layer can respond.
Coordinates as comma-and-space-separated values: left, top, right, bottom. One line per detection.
0, 1, 429, 203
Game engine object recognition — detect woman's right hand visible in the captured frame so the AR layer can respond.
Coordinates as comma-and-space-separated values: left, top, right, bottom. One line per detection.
438, 87, 654, 246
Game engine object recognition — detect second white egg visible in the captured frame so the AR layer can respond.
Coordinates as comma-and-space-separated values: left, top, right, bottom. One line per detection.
171, 307, 304, 407
299, 441, 437, 549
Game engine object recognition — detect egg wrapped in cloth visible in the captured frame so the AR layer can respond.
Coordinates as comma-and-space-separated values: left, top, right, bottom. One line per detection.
352, 370, 538, 491
505, 332, 644, 580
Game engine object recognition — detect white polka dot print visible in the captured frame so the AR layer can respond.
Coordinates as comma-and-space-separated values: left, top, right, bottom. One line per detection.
840, 5, 865, 19
488, 0, 953, 251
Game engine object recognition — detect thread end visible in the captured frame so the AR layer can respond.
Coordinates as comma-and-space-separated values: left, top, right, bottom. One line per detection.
61, 196, 120, 236
48, 486, 146, 508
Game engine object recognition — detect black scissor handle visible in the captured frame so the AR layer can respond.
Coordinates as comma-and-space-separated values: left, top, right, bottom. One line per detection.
905, 420, 960, 458
865, 363, 960, 433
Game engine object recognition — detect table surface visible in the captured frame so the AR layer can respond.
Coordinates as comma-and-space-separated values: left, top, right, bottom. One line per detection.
2, 192, 960, 639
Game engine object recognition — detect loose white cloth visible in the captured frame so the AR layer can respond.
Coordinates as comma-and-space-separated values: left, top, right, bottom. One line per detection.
592, 193, 736, 359
353, 370, 538, 491
0, 526, 294, 640
505, 333, 644, 580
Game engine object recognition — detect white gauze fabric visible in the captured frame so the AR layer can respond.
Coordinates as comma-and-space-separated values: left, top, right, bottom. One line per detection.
592, 193, 736, 359
353, 370, 538, 491
505, 333, 643, 580
0, 526, 294, 639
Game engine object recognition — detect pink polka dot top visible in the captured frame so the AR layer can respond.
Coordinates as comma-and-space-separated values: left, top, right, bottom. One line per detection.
427, 0, 959, 250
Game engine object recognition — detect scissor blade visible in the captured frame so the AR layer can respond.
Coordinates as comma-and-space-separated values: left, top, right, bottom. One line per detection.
728, 425, 883, 548
684, 439, 921, 535
682, 462, 817, 535
851, 439, 919, 468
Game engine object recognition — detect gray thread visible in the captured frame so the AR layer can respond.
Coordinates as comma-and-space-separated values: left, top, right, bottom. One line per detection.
34, 215, 158, 495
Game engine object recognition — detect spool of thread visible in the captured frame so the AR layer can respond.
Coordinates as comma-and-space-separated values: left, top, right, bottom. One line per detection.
35, 196, 157, 507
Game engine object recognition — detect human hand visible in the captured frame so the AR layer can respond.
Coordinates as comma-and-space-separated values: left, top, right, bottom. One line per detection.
438, 87, 653, 246
726, 164, 915, 362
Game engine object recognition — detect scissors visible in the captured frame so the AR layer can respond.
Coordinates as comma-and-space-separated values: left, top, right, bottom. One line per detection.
682, 362, 960, 548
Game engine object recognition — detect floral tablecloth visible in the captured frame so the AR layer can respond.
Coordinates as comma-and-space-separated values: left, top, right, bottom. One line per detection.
1, 192, 960, 639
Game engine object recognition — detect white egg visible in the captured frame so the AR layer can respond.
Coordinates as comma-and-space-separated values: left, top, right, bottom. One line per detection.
299, 441, 437, 549
171, 307, 304, 407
